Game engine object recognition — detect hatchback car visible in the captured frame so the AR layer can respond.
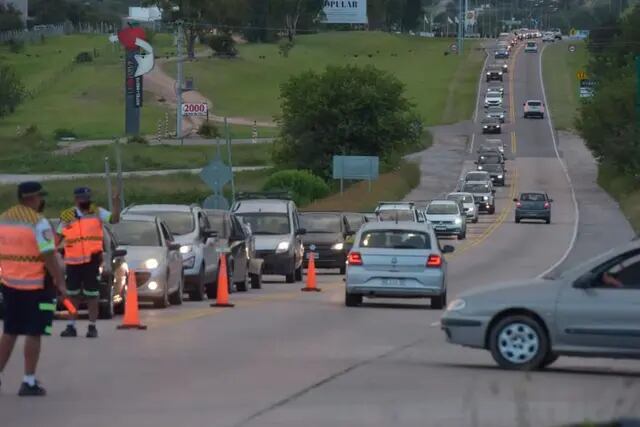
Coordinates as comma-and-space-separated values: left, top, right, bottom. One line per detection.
494, 49, 509, 59
514, 192, 552, 224
123, 204, 218, 301
441, 239, 640, 370
485, 106, 506, 123
484, 92, 503, 108
424, 200, 466, 240
447, 192, 479, 223
375, 202, 420, 222
112, 214, 184, 308
485, 66, 503, 82
523, 100, 545, 118
481, 117, 502, 134
232, 194, 305, 283
300, 211, 352, 274
482, 138, 505, 154
477, 163, 506, 186
524, 41, 538, 53
345, 222, 454, 309
487, 82, 504, 95
462, 181, 496, 214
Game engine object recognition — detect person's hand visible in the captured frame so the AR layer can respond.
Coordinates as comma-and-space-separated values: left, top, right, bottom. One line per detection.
602, 272, 623, 288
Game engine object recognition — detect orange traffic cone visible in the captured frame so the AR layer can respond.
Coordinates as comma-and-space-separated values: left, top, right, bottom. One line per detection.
117, 271, 147, 330
301, 252, 321, 292
211, 253, 234, 307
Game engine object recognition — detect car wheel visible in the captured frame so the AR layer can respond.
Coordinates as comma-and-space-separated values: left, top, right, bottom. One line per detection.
488, 315, 549, 370
345, 291, 362, 307
98, 286, 114, 319
457, 231, 466, 240
236, 264, 249, 292
285, 272, 295, 283
169, 272, 184, 305
541, 352, 559, 369
546, 217, 551, 224
339, 265, 346, 275
154, 286, 170, 309
515, 216, 520, 223
431, 291, 447, 310
472, 217, 479, 224
250, 271, 262, 289
295, 264, 303, 282
189, 264, 206, 301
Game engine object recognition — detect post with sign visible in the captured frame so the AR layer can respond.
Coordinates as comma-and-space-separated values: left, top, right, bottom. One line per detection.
332, 155, 379, 194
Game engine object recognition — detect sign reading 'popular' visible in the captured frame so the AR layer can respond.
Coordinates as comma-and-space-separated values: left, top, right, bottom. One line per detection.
322, 0, 368, 24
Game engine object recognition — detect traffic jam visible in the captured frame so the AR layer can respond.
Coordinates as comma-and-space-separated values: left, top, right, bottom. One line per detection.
2, 29, 639, 378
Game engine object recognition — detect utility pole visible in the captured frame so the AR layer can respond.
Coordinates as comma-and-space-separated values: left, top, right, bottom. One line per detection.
636, 56, 640, 129
175, 20, 184, 142
457, 0, 464, 54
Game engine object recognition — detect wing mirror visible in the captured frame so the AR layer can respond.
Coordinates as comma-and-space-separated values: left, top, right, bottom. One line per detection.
492, 189, 496, 194
344, 230, 355, 237
168, 242, 181, 251
113, 248, 128, 258
441, 245, 455, 254
513, 198, 518, 202
574, 272, 597, 289
296, 228, 307, 236
548, 198, 554, 203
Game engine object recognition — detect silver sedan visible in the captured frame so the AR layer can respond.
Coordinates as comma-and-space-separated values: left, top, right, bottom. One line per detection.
441, 239, 640, 370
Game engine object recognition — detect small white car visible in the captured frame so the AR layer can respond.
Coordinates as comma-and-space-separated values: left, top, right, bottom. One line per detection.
447, 192, 479, 224
525, 41, 538, 53
484, 92, 503, 108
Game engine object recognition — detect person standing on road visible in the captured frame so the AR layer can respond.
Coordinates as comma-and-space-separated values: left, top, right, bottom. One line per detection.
58, 187, 120, 339
0, 182, 67, 396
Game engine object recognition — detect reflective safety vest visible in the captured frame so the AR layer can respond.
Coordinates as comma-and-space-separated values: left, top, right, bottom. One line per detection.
0, 205, 46, 291
60, 209, 104, 265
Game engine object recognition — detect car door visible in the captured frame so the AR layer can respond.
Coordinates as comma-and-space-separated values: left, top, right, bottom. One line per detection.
199, 212, 218, 277
229, 215, 248, 281
555, 249, 640, 352
160, 222, 181, 293
291, 206, 304, 268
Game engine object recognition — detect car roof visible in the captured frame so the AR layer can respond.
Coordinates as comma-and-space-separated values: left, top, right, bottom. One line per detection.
376, 203, 414, 211
360, 221, 432, 232
526, 99, 543, 103
428, 199, 457, 205
120, 214, 158, 223
520, 191, 546, 195
448, 191, 473, 196
300, 211, 342, 216
127, 204, 193, 213
465, 180, 491, 185
232, 199, 290, 213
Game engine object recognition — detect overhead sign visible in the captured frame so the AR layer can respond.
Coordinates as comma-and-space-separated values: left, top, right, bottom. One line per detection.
576, 70, 587, 80
322, 0, 368, 24
182, 102, 208, 117
332, 155, 379, 180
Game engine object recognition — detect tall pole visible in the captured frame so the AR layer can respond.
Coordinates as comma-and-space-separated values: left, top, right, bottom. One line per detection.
457, 0, 464, 54
176, 21, 184, 141
104, 157, 113, 212
224, 117, 236, 204
636, 56, 640, 129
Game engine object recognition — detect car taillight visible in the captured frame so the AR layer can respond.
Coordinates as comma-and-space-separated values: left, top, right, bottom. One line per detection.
347, 252, 362, 266
544, 202, 550, 209
426, 254, 442, 268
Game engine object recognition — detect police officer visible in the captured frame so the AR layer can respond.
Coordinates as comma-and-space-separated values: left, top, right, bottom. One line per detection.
58, 187, 120, 339
0, 182, 66, 396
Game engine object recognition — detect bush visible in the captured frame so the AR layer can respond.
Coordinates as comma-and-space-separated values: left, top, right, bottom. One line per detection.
6, 38, 24, 53
278, 39, 294, 57
75, 51, 93, 63
207, 33, 237, 57
127, 135, 148, 145
198, 121, 220, 138
0, 64, 24, 117
53, 128, 77, 140
262, 170, 330, 206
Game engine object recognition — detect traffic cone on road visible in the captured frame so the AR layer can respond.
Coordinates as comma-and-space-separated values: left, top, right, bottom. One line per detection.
211, 253, 234, 307
301, 253, 321, 292
117, 271, 147, 330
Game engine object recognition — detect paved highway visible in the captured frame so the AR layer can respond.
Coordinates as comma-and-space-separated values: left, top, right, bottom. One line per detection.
1, 43, 638, 427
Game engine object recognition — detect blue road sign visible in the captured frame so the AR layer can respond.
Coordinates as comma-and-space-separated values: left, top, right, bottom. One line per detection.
200, 159, 232, 192
332, 155, 379, 180
203, 194, 229, 210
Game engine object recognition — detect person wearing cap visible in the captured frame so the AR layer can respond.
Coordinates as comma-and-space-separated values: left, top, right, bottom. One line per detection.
57, 187, 120, 339
0, 182, 67, 396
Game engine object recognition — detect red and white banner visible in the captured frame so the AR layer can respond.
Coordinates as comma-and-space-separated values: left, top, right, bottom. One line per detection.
182, 103, 208, 116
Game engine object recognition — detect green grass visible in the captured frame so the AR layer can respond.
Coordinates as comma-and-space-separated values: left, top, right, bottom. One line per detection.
0, 169, 273, 216
597, 162, 640, 233
304, 160, 420, 212
211, 123, 279, 139
168, 32, 485, 126
0, 141, 273, 173
542, 41, 588, 130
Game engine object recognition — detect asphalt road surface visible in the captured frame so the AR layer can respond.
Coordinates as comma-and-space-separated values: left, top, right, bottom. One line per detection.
1, 43, 638, 427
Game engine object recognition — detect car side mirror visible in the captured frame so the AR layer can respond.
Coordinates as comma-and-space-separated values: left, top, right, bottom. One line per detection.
169, 242, 181, 251
492, 189, 496, 194
513, 198, 518, 202
344, 230, 355, 237
574, 272, 597, 289
296, 228, 306, 236
442, 245, 455, 254
113, 248, 127, 258
548, 198, 554, 203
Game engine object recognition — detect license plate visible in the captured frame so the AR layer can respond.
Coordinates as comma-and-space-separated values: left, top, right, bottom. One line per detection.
306, 253, 318, 259
383, 278, 402, 286
435, 226, 447, 231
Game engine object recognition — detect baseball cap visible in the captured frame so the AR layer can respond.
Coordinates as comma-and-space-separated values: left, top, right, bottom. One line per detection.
17, 181, 47, 199
73, 187, 92, 200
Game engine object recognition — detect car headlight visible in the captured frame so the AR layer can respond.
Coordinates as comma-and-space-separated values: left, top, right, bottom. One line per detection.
477, 166, 483, 170
483, 125, 488, 128
144, 258, 159, 269
498, 174, 503, 179
454, 218, 462, 225
147, 281, 159, 291
483, 196, 489, 201
331, 242, 344, 251
486, 72, 490, 75
496, 125, 501, 128
276, 241, 290, 253
179, 245, 192, 254
446, 299, 467, 311
498, 72, 503, 75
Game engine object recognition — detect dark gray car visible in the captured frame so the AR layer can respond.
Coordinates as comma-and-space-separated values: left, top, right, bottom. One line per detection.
300, 212, 352, 274
514, 192, 552, 224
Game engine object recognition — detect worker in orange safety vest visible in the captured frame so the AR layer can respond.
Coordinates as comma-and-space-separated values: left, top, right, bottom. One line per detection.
0, 182, 66, 396
57, 187, 120, 339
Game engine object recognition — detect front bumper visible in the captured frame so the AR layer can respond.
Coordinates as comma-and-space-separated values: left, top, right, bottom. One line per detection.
303, 250, 346, 269
475, 201, 494, 212
256, 250, 294, 276
440, 314, 488, 348
432, 224, 464, 236
482, 126, 501, 134
490, 176, 505, 186
134, 269, 170, 301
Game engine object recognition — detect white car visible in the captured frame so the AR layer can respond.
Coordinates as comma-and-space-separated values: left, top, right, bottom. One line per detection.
484, 92, 503, 108
447, 192, 479, 224
525, 41, 538, 53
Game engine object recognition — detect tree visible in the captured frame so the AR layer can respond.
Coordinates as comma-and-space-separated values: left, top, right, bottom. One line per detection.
0, 3, 23, 31
0, 65, 24, 118
402, 0, 422, 31
273, 65, 422, 178
269, 0, 324, 42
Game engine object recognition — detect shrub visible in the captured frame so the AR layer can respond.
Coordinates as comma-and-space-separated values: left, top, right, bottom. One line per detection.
207, 33, 237, 57
198, 120, 220, 138
278, 39, 294, 57
75, 51, 93, 63
262, 170, 330, 206
6, 39, 24, 53
0, 64, 24, 117
53, 128, 77, 140
127, 135, 148, 145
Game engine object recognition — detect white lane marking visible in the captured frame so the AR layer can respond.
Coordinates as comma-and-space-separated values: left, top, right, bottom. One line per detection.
430, 321, 441, 327
536, 44, 580, 279
469, 132, 475, 154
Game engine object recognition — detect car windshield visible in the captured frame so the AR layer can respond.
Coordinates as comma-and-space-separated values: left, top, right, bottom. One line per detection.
520, 193, 546, 201
465, 173, 487, 181
237, 213, 290, 235
360, 230, 431, 250
479, 156, 501, 164
528, 101, 542, 106
205, 213, 226, 236
427, 204, 458, 215
463, 183, 490, 193
488, 107, 504, 113
448, 194, 474, 203
300, 214, 342, 233
134, 211, 194, 236
527, 42, 535, 47
377, 210, 415, 221
344, 213, 365, 231
482, 164, 502, 172
112, 220, 161, 247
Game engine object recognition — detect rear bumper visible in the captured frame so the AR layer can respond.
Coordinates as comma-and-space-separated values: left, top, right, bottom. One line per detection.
346, 270, 445, 297
516, 210, 550, 219
524, 111, 544, 118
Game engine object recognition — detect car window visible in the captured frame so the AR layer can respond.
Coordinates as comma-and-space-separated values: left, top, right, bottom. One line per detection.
482, 164, 503, 172
448, 194, 474, 204
112, 220, 161, 247
237, 213, 291, 235
344, 213, 365, 231
463, 183, 490, 193
134, 211, 195, 236
206, 213, 227, 238
300, 214, 342, 233
231, 216, 246, 239
377, 210, 415, 221
520, 193, 545, 201
528, 101, 542, 106
427, 204, 458, 215
593, 251, 640, 289
359, 230, 431, 250
198, 213, 210, 233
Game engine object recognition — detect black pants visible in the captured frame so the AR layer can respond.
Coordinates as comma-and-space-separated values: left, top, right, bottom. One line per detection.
66, 252, 101, 298
2, 285, 55, 336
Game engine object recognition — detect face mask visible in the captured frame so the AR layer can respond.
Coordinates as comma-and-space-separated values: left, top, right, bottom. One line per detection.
78, 201, 91, 210
37, 199, 46, 213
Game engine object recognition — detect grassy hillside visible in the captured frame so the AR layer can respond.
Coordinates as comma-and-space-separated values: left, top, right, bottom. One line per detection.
542, 41, 588, 131
170, 32, 485, 126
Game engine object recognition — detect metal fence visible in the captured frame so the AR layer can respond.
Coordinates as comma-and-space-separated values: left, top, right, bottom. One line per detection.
0, 22, 118, 44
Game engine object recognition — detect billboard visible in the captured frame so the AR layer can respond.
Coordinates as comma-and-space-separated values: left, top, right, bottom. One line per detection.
322, 0, 367, 24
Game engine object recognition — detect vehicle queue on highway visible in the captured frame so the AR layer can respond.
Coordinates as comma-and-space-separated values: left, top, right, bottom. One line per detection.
2, 29, 638, 382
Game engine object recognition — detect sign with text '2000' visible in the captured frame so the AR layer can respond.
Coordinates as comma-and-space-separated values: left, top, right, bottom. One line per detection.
182, 103, 208, 116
